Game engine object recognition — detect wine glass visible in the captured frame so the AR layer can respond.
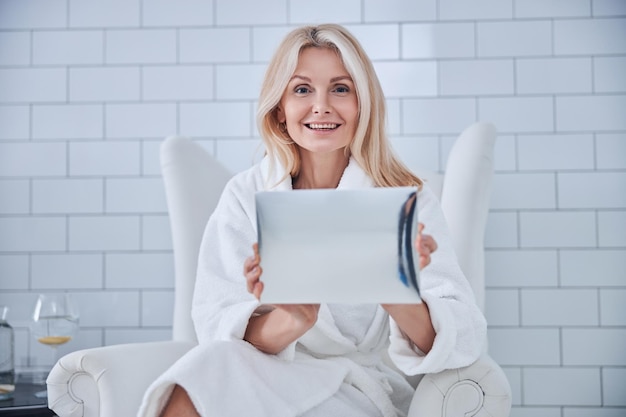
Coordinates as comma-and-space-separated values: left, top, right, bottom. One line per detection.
30, 293, 79, 397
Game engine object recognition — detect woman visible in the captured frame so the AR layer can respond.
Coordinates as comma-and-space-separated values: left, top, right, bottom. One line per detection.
138, 24, 486, 417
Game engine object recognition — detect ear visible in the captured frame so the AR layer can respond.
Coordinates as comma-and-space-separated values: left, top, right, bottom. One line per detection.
276, 106, 286, 123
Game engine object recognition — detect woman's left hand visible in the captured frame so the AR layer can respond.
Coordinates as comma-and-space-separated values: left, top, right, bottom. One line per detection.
382, 223, 439, 354
415, 222, 437, 269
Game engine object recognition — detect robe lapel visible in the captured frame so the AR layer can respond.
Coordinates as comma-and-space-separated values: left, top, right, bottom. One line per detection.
260, 156, 375, 192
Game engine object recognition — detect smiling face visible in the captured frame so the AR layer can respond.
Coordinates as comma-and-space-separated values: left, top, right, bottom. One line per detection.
276, 47, 358, 157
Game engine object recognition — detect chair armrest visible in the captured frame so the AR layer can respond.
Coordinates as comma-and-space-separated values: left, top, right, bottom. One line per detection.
409, 354, 512, 417
47, 340, 195, 417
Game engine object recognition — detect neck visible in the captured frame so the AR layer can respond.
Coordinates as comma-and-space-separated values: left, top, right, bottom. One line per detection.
292, 150, 349, 189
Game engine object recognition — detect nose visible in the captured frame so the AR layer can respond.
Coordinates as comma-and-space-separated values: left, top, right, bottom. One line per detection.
312, 93, 331, 114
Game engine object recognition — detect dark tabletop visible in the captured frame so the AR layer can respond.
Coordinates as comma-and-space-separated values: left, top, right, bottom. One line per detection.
0, 382, 55, 417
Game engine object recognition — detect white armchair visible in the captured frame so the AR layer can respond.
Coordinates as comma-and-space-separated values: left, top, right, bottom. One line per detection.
47, 122, 511, 417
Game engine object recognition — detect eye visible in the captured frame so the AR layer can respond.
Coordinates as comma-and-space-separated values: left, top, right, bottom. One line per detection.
294, 85, 311, 94
333, 84, 351, 94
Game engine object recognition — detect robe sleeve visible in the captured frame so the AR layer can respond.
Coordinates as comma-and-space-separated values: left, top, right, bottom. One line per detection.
387, 185, 487, 375
190, 169, 297, 360
191, 173, 259, 344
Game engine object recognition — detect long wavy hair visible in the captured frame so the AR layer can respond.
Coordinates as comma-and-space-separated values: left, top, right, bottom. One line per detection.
257, 24, 422, 189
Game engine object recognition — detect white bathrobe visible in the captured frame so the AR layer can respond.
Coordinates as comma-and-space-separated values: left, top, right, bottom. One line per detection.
137, 156, 487, 417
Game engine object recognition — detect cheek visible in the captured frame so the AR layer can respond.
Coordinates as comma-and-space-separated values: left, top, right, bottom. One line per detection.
283, 105, 307, 125
339, 99, 359, 121
344, 106, 359, 126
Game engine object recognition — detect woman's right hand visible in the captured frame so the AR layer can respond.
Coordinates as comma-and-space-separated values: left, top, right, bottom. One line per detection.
244, 243, 320, 325
243, 243, 319, 353
244, 243, 264, 300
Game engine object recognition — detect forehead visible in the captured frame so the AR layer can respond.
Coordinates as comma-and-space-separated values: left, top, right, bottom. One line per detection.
292, 47, 350, 79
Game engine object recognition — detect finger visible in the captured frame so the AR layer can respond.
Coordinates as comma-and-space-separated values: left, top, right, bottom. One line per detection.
414, 232, 424, 254
415, 233, 437, 255
245, 266, 255, 293
245, 264, 261, 293
243, 256, 259, 279
414, 224, 425, 252
244, 244, 261, 272
243, 255, 254, 273
252, 280, 264, 300
421, 235, 438, 254
419, 253, 431, 269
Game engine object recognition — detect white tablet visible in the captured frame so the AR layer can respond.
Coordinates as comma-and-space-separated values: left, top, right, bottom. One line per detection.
255, 187, 422, 304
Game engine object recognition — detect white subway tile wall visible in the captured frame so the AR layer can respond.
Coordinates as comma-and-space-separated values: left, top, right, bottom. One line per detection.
0, 0, 623, 413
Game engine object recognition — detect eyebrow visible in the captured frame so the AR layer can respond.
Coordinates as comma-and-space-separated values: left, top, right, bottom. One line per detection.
289, 75, 353, 83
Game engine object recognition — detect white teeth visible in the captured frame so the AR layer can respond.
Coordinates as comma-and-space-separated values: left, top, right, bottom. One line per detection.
308, 123, 338, 129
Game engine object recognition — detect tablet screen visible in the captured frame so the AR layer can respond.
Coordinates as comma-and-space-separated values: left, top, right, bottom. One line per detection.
255, 187, 421, 304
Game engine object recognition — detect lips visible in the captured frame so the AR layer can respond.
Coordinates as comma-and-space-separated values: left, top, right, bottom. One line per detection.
305, 123, 340, 130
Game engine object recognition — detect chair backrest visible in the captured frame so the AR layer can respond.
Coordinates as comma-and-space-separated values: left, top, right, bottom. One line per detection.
160, 122, 496, 341
160, 137, 232, 343
440, 122, 496, 312
416, 123, 497, 312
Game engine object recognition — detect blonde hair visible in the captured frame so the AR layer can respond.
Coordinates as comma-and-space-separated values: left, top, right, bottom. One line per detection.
257, 24, 422, 188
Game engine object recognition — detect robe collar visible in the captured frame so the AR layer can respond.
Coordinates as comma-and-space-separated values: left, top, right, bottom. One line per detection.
260, 155, 375, 191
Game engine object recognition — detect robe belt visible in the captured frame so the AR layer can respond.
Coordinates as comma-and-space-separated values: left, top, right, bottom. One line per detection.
328, 355, 398, 417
